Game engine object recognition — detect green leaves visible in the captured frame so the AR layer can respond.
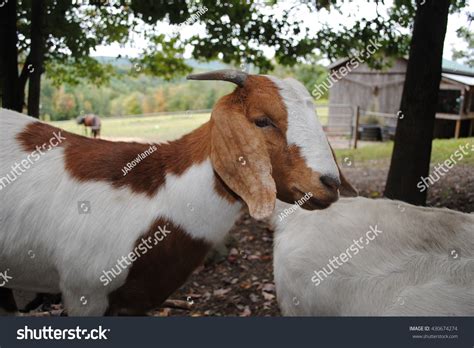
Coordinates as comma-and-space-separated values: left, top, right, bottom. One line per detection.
128, 0, 188, 24
452, 26, 474, 67
188, 0, 312, 73
14, 0, 471, 99
132, 35, 192, 81
46, 56, 114, 87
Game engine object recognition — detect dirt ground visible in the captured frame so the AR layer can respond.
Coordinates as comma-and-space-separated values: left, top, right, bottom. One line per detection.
20, 161, 474, 317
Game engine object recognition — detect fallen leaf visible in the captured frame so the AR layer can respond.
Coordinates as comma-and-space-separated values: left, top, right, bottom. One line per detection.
240, 280, 252, 289
262, 283, 276, 293
229, 248, 239, 256
240, 306, 252, 317
249, 293, 259, 303
262, 292, 275, 301
213, 288, 231, 298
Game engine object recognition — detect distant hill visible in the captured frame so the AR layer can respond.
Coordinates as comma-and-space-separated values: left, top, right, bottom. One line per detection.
41, 55, 326, 121
92, 55, 228, 71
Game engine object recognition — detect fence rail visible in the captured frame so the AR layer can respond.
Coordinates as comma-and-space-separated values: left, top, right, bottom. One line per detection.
360, 110, 398, 119
316, 103, 356, 149
103, 109, 213, 120
53, 105, 397, 149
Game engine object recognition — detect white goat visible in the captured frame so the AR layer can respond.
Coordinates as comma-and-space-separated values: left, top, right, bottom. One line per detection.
273, 197, 474, 316
0, 70, 353, 316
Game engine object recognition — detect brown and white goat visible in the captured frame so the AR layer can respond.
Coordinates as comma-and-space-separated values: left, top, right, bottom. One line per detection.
0, 70, 355, 316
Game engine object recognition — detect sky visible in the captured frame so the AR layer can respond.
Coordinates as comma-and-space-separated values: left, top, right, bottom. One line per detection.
91, 1, 473, 64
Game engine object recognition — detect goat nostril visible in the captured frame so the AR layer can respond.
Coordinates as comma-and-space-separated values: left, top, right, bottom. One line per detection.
320, 175, 341, 190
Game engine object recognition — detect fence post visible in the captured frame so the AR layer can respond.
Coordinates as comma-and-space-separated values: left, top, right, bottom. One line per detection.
352, 106, 360, 149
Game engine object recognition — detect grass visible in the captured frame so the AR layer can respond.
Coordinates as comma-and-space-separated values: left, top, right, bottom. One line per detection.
51, 101, 332, 140
335, 138, 474, 165
52, 113, 210, 143
51, 113, 473, 166
315, 98, 329, 125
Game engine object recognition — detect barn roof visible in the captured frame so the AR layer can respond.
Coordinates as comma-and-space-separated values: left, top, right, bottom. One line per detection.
327, 57, 407, 70
442, 73, 474, 87
441, 60, 474, 77
327, 57, 353, 70
328, 57, 474, 77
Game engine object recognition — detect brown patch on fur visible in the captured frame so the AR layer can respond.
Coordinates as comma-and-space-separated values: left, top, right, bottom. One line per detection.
247, 76, 340, 207
106, 218, 211, 315
419, 237, 445, 252
234, 75, 289, 132
206, 75, 340, 215
210, 97, 277, 219
16, 121, 236, 202
205, 75, 295, 219
271, 144, 339, 207
218, 75, 338, 208
213, 170, 242, 203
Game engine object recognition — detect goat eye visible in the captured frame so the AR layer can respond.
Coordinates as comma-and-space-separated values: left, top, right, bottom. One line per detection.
254, 117, 274, 128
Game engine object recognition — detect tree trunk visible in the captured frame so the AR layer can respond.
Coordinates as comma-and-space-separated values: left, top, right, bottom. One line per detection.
0, 0, 22, 111
0, 1, 20, 314
384, 0, 451, 205
27, 0, 46, 118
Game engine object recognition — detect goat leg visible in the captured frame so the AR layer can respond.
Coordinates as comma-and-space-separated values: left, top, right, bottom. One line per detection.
0, 288, 18, 315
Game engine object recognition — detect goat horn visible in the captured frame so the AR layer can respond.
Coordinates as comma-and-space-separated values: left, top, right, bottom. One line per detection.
186, 69, 247, 87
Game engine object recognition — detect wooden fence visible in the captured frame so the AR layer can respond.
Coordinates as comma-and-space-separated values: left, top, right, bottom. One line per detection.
316, 104, 399, 149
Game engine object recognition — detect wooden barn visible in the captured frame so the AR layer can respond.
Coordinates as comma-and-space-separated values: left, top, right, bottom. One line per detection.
327, 58, 474, 139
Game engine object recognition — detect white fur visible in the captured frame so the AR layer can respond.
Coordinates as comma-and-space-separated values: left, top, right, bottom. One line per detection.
0, 108, 242, 315
272, 197, 474, 316
266, 76, 339, 181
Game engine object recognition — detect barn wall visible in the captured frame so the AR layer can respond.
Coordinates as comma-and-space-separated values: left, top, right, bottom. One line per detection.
328, 59, 406, 128
326, 58, 473, 139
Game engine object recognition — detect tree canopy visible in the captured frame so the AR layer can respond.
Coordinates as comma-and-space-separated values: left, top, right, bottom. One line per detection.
453, 25, 474, 67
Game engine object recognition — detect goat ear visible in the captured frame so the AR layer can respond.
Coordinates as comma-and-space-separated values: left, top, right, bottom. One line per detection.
210, 103, 276, 220
339, 169, 358, 197
329, 147, 358, 197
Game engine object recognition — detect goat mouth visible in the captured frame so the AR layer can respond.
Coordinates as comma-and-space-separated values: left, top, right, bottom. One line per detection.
292, 188, 333, 210
302, 198, 331, 210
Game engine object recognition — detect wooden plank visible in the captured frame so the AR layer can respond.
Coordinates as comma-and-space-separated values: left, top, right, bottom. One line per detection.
435, 113, 474, 120
361, 110, 398, 119
352, 106, 360, 149
460, 90, 466, 116
454, 119, 461, 139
